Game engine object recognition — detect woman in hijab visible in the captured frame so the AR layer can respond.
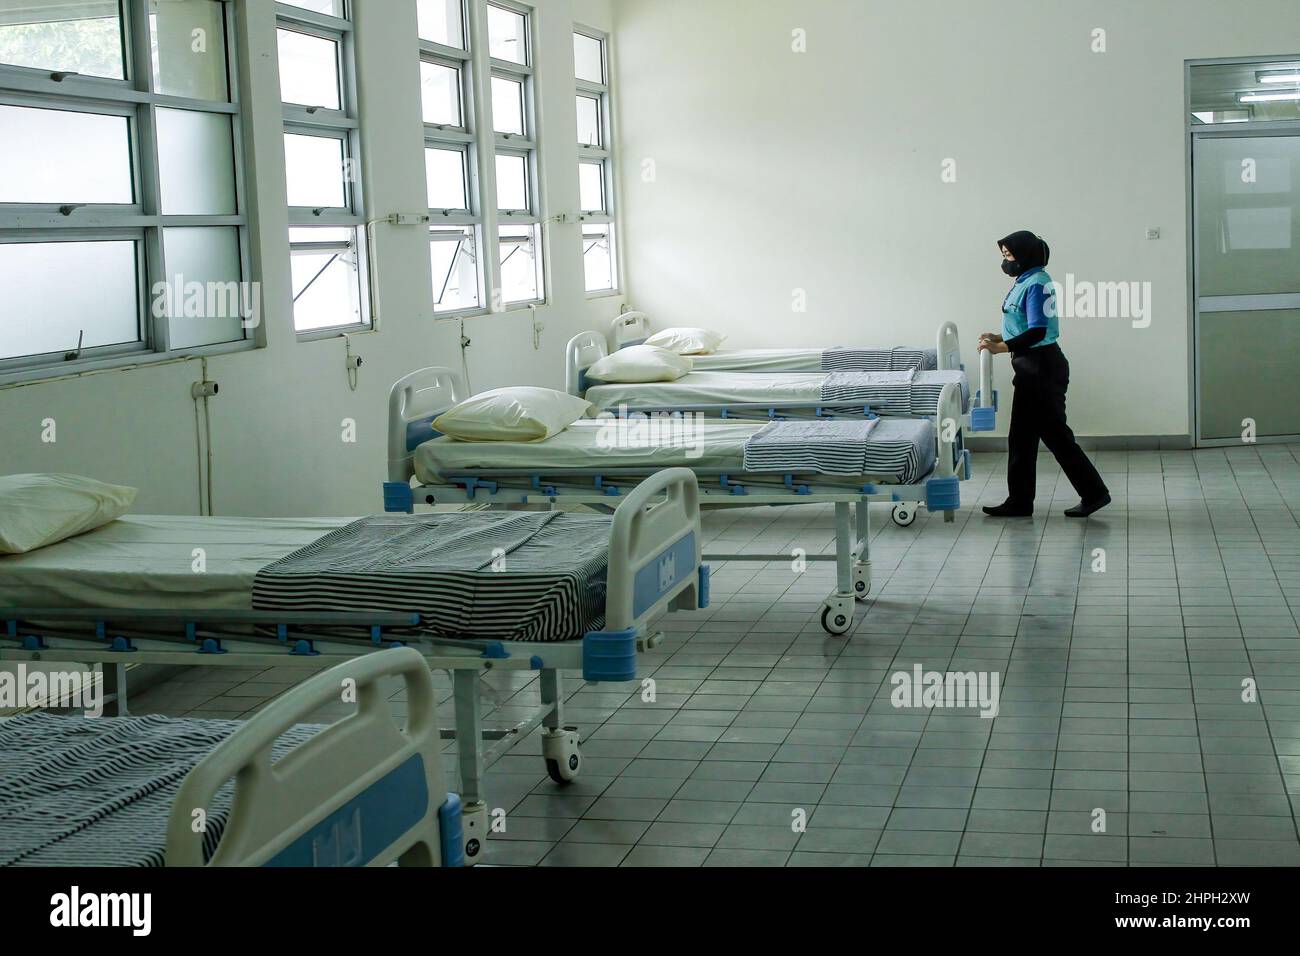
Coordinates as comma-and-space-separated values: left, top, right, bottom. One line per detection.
978, 231, 1110, 518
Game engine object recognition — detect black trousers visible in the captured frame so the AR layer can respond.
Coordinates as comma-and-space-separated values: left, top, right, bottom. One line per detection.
1006, 343, 1108, 506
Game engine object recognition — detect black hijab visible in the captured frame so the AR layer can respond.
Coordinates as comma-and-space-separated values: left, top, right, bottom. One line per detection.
997, 230, 1050, 271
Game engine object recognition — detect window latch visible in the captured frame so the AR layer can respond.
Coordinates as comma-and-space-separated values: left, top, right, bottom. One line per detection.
63, 330, 84, 362
58, 204, 85, 217
50, 71, 79, 82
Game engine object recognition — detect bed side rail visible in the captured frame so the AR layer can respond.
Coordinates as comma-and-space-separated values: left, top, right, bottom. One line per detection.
610, 310, 651, 350
564, 331, 610, 397
388, 367, 467, 483
165, 647, 452, 867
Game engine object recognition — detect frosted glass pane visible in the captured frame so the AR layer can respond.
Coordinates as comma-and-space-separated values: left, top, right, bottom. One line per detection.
0, 0, 124, 79
0, 240, 138, 359
279, 0, 344, 17
421, 60, 461, 126
491, 75, 524, 135
425, 147, 466, 210
162, 227, 244, 348
579, 163, 604, 212
417, 0, 463, 48
576, 95, 601, 147
290, 227, 365, 332
583, 224, 614, 292
284, 133, 346, 208
430, 228, 479, 312
1200, 309, 1300, 439
277, 28, 340, 110
487, 4, 526, 64
495, 154, 527, 210
150, 0, 228, 101
0, 104, 132, 204
574, 32, 603, 84
157, 108, 236, 215
498, 225, 539, 303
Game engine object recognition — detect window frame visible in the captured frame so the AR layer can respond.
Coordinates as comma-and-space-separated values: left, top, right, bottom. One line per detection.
277, 0, 371, 339
574, 24, 619, 296
0, 0, 253, 382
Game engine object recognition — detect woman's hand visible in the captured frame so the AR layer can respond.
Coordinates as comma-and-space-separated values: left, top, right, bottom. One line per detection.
978, 337, 1009, 355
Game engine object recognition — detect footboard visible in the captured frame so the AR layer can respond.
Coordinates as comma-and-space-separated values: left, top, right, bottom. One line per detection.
565, 331, 610, 397
388, 366, 467, 483
584, 468, 704, 682
937, 321, 962, 371
165, 647, 455, 867
611, 310, 651, 350
934, 380, 966, 479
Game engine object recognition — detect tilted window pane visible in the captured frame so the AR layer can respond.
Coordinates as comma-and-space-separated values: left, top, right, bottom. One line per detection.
284, 132, 347, 208
576, 94, 601, 147
498, 224, 540, 303
491, 75, 524, 135
0, 104, 133, 205
277, 28, 341, 110
149, 0, 229, 101
573, 32, 603, 84
495, 153, 528, 211
421, 60, 462, 127
157, 108, 236, 215
0, 0, 125, 80
430, 227, 479, 312
579, 162, 604, 212
486, 4, 526, 64
0, 240, 139, 360
162, 226, 244, 349
290, 226, 365, 332
583, 224, 614, 293
417, 0, 464, 49
425, 146, 467, 210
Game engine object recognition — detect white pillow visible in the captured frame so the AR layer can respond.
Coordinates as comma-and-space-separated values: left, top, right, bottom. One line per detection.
0, 474, 138, 555
643, 327, 726, 355
586, 345, 693, 384
433, 386, 593, 442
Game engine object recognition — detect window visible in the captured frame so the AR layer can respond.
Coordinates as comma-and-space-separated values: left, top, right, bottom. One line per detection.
0, 0, 249, 374
574, 28, 617, 293
278, 1, 369, 334
420, 0, 481, 314
490, 3, 543, 305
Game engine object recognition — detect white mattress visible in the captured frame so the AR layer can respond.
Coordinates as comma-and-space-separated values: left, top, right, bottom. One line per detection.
689, 347, 938, 373
585, 370, 969, 415
414, 418, 937, 486
0, 515, 349, 611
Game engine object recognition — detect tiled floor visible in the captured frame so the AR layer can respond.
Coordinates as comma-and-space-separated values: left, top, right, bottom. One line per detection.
131, 443, 1300, 866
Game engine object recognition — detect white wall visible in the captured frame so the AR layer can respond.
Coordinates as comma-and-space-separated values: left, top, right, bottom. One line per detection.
611, 0, 1300, 440
0, 0, 622, 516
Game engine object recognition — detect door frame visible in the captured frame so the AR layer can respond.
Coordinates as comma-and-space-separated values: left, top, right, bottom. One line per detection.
1185, 56, 1300, 447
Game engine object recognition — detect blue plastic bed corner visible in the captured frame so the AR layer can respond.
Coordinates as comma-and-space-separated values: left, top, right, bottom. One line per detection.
969, 404, 997, 432
925, 476, 961, 512
582, 628, 639, 683
383, 481, 415, 513
439, 793, 465, 867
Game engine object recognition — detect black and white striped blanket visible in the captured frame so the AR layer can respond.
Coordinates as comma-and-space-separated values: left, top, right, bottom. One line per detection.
0, 713, 321, 866
742, 419, 882, 476
252, 512, 611, 643
822, 347, 936, 372
820, 369, 920, 415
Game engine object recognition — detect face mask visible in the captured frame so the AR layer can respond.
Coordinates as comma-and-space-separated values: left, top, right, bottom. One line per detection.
1001, 259, 1024, 277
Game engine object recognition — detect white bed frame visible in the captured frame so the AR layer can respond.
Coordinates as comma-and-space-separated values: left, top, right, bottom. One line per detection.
384, 365, 967, 638
607, 313, 997, 430
2, 472, 704, 865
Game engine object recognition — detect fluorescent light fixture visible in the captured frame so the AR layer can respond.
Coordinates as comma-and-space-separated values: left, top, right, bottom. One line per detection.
1239, 90, 1300, 103
1256, 70, 1300, 84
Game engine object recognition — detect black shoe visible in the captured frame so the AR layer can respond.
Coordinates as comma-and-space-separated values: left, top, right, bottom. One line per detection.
983, 501, 1033, 517
1064, 494, 1111, 518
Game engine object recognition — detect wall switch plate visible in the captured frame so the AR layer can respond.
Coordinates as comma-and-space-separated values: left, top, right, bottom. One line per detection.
1146, 228, 1161, 240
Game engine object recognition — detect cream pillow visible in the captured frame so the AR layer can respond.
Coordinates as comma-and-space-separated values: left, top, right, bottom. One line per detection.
0, 474, 138, 554
586, 345, 694, 384
433, 386, 593, 442
643, 327, 726, 355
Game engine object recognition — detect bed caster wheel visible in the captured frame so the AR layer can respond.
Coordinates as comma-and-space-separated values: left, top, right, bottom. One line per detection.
543, 728, 582, 784
853, 563, 871, 602
820, 600, 852, 636
461, 801, 487, 865
892, 503, 917, 527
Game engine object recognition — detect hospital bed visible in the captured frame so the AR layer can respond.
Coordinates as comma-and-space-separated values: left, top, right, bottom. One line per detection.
0, 648, 460, 866
573, 328, 997, 432
382, 365, 969, 636
611, 313, 998, 427
0, 471, 705, 864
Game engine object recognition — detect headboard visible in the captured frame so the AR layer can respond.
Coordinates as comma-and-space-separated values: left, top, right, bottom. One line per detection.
610, 311, 651, 350
564, 331, 610, 396
387, 366, 467, 483
936, 321, 962, 372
